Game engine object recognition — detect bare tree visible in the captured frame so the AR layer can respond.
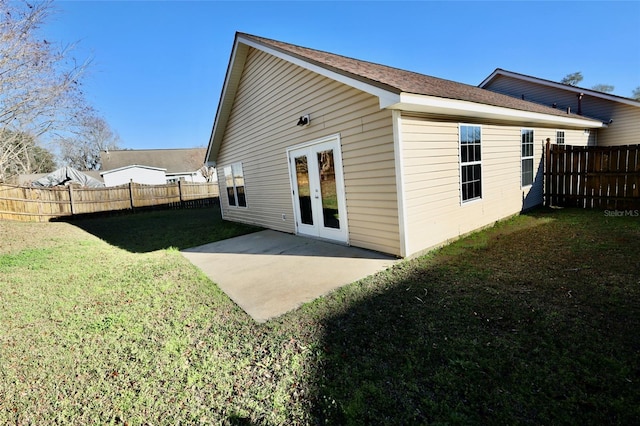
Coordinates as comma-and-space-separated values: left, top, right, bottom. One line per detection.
632, 87, 640, 101
58, 113, 121, 170
199, 164, 217, 182
0, 0, 89, 181
561, 72, 583, 86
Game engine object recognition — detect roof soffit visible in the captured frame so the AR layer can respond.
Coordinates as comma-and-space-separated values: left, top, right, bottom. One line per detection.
390, 93, 605, 128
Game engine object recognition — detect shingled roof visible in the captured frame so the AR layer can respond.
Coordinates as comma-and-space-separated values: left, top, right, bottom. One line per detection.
240, 33, 604, 121
207, 33, 604, 163
101, 148, 206, 173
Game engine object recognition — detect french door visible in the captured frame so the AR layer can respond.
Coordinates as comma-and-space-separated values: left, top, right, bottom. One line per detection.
287, 136, 348, 243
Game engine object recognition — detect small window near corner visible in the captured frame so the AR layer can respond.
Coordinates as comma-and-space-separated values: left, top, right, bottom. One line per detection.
521, 129, 534, 187
556, 130, 565, 145
223, 162, 247, 207
459, 124, 482, 202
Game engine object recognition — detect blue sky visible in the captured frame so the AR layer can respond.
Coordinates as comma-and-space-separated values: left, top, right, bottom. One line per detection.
43, 1, 640, 150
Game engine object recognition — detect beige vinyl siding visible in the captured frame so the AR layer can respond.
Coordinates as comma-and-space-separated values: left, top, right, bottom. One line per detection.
216, 48, 400, 256
597, 103, 640, 146
485, 75, 640, 146
400, 115, 554, 257
560, 129, 592, 146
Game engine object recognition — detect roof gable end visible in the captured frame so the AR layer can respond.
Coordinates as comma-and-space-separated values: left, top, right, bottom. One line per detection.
206, 34, 605, 164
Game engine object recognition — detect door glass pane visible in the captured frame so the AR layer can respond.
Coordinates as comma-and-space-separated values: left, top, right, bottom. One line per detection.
224, 166, 235, 206
232, 163, 246, 207
317, 149, 339, 229
295, 155, 313, 225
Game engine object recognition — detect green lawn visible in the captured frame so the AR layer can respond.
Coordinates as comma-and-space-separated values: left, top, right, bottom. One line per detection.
1, 206, 638, 424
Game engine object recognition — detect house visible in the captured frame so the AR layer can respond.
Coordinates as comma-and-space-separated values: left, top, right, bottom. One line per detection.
100, 148, 212, 187
205, 33, 605, 258
100, 165, 167, 187
479, 69, 640, 146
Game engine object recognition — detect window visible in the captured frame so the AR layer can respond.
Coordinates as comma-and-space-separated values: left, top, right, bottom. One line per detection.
223, 162, 247, 207
460, 124, 482, 202
521, 129, 534, 187
556, 131, 565, 145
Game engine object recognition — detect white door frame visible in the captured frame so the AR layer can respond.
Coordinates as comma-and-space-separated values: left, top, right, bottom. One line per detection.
287, 134, 348, 244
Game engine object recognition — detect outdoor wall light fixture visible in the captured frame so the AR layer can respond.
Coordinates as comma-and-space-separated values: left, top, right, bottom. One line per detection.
297, 114, 310, 126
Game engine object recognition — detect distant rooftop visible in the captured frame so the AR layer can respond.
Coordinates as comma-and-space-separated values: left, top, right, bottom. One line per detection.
101, 148, 207, 173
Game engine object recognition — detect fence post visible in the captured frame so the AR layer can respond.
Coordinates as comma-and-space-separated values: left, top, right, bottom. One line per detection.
68, 185, 76, 215
129, 180, 135, 209
178, 180, 184, 204
544, 140, 550, 206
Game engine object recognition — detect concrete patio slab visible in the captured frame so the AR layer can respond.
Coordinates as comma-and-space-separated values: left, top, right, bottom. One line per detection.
181, 230, 398, 322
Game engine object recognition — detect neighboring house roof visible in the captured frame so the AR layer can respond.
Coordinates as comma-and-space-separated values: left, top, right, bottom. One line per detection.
99, 165, 166, 176
207, 33, 604, 164
101, 148, 206, 173
479, 68, 640, 108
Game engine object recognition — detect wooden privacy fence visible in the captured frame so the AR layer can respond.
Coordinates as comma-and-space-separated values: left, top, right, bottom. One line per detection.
545, 142, 640, 209
0, 181, 219, 222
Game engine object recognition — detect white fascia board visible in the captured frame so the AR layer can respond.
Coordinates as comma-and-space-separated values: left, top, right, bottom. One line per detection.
478, 69, 501, 88
167, 171, 198, 176
207, 40, 249, 163
238, 35, 401, 109
388, 93, 606, 129
391, 110, 408, 258
100, 165, 167, 175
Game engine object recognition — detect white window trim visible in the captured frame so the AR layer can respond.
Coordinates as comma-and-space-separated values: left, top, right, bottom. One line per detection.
521, 129, 535, 188
556, 130, 565, 145
223, 162, 247, 208
459, 123, 483, 204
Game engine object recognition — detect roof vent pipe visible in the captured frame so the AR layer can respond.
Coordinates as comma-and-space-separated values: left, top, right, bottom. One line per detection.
567, 106, 571, 114
577, 93, 584, 115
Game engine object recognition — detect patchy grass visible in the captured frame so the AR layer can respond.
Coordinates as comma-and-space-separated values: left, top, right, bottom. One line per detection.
1, 206, 638, 424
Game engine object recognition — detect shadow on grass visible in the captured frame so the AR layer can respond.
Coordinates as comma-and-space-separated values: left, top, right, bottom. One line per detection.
226, 415, 255, 425
304, 209, 640, 424
61, 205, 261, 253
